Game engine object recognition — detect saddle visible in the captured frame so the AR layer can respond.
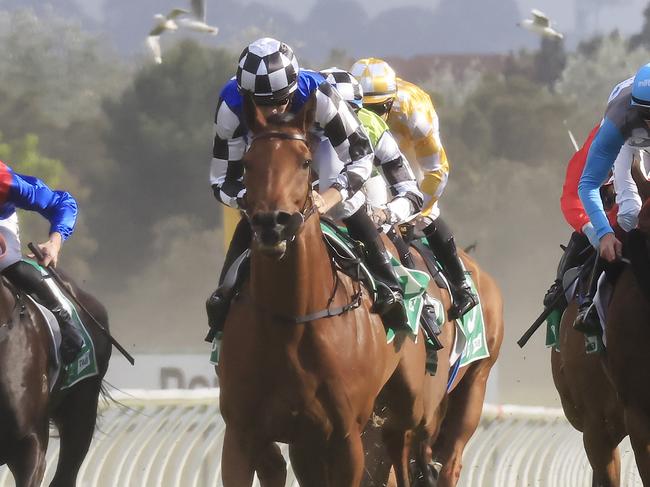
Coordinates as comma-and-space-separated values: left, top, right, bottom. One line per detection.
320, 217, 443, 351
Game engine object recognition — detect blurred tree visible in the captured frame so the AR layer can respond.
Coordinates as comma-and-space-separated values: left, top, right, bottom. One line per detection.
534, 38, 567, 90
557, 34, 650, 138
0, 9, 128, 127
440, 74, 574, 170
99, 40, 236, 276
323, 48, 353, 70
630, 3, 650, 51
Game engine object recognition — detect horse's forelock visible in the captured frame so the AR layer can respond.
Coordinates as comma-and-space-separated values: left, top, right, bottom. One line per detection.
265, 112, 297, 126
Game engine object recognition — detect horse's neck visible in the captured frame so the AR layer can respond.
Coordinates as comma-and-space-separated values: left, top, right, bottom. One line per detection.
0, 281, 16, 324
250, 217, 334, 318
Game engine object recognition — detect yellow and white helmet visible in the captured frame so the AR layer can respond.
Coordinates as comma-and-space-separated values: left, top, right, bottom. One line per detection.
350, 58, 397, 105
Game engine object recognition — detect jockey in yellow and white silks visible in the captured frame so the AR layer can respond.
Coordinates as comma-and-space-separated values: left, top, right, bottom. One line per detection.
350, 58, 477, 319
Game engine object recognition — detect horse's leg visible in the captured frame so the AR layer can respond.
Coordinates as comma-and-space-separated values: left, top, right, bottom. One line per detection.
383, 429, 414, 487
221, 426, 255, 487
430, 361, 492, 487
7, 425, 49, 487
254, 442, 286, 487
328, 426, 365, 487
49, 379, 101, 487
582, 418, 622, 487
624, 404, 650, 484
289, 441, 328, 487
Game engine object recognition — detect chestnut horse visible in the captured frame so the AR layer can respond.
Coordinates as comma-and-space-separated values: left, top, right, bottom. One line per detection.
366, 250, 503, 487
217, 94, 442, 487
0, 239, 112, 486
551, 300, 626, 486
551, 162, 650, 486
606, 193, 650, 484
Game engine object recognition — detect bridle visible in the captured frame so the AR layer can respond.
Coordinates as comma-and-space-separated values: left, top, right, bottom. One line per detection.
245, 131, 317, 242
244, 130, 362, 323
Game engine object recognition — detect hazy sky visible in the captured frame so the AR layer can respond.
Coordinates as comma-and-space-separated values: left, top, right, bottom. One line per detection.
76, 0, 648, 35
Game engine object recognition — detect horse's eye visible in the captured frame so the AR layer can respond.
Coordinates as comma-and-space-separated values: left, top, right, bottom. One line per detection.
303, 159, 312, 169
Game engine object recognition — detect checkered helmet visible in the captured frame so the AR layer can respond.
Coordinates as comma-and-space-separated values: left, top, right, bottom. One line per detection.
321, 68, 364, 109
236, 38, 300, 103
350, 58, 397, 105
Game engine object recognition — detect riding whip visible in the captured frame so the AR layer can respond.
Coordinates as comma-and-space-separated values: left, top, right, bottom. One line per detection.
28, 242, 136, 365
517, 252, 596, 348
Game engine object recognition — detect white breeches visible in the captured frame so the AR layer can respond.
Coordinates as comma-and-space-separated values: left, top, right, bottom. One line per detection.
0, 212, 22, 271
613, 144, 643, 232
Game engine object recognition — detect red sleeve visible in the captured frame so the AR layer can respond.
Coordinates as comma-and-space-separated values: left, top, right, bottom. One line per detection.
560, 125, 600, 233
0, 161, 11, 205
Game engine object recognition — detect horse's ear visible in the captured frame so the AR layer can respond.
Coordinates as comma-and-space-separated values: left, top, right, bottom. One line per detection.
242, 92, 267, 134
293, 92, 316, 133
632, 155, 650, 202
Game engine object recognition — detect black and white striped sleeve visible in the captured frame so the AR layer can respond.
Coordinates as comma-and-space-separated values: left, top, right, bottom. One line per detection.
374, 131, 423, 222
209, 98, 247, 208
314, 82, 373, 201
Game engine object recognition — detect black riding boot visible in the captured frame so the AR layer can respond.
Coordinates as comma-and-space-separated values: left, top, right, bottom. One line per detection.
344, 208, 407, 327
205, 217, 252, 342
574, 256, 605, 334
425, 218, 478, 320
543, 232, 591, 308
3, 261, 83, 365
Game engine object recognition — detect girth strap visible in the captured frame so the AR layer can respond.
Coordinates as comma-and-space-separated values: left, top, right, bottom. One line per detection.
282, 291, 362, 324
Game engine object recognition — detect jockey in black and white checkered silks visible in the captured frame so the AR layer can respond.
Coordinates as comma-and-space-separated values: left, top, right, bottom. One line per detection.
205, 38, 409, 344
320, 68, 424, 228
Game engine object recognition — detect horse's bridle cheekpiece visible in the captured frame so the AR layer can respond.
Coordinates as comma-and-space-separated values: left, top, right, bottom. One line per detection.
244, 130, 361, 324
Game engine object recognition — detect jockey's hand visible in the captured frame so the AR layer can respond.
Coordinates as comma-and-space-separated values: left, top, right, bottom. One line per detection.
599, 232, 622, 262
370, 206, 390, 227
315, 188, 342, 215
312, 190, 326, 212
31, 233, 63, 267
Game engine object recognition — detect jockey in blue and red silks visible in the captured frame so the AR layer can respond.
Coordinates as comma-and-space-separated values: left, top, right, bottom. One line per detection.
0, 160, 83, 364
543, 124, 619, 324
574, 64, 650, 332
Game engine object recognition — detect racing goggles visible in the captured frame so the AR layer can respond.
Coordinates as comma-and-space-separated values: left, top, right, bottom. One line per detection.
365, 99, 394, 117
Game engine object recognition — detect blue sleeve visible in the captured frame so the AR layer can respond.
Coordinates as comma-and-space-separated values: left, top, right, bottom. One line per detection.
9, 173, 78, 240
578, 118, 625, 240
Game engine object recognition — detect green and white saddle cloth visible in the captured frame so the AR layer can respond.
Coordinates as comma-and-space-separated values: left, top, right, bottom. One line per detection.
320, 222, 429, 341
424, 260, 489, 368
209, 225, 490, 369
24, 259, 98, 390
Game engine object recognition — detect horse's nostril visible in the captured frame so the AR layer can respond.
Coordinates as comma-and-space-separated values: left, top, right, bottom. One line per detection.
276, 211, 292, 226
251, 212, 273, 228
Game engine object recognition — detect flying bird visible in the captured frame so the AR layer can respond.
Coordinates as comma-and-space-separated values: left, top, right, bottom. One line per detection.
179, 0, 218, 35
518, 9, 564, 40
146, 8, 189, 64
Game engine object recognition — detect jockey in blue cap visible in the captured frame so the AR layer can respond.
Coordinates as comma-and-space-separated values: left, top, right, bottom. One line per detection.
0, 160, 83, 364
575, 64, 650, 332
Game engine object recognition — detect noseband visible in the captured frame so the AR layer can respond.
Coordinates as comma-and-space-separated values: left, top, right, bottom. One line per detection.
246, 131, 317, 242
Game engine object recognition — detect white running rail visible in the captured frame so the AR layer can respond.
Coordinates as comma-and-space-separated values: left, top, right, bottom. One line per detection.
0, 390, 642, 486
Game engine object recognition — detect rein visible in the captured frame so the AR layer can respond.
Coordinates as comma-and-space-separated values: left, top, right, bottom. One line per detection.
246, 129, 362, 324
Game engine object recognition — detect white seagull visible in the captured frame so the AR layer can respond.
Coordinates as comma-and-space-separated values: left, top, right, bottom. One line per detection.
518, 9, 564, 40
179, 0, 219, 35
146, 8, 189, 64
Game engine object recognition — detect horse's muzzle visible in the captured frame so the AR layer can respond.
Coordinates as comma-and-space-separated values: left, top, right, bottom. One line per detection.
250, 210, 303, 255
